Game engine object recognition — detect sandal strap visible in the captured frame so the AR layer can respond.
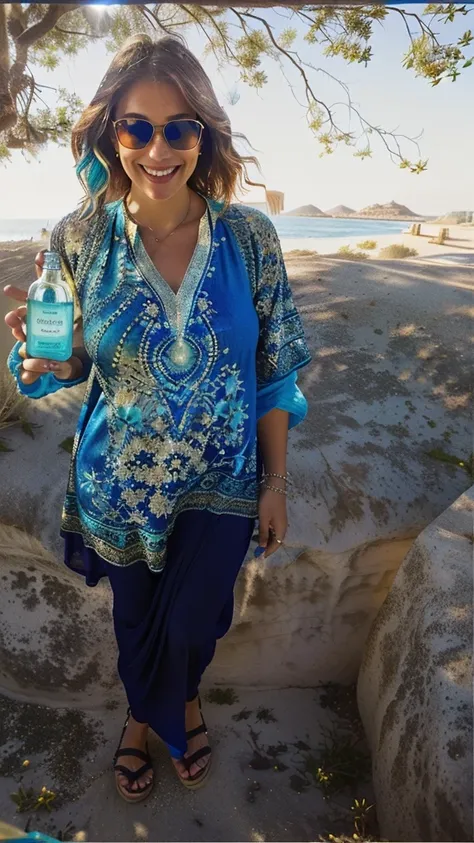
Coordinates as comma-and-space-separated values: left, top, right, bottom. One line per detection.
114, 747, 150, 764
114, 760, 152, 783
114, 707, 131, 758
185, 745, 211, 770
186, 722, 207, 741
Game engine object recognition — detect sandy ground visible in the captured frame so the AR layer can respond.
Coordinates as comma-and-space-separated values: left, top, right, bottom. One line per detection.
282, 222, 474, 263
0, 686, 375, 842
0, 241, 41, 360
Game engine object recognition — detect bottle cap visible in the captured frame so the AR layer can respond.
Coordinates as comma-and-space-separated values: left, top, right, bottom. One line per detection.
43, 251, 61, 272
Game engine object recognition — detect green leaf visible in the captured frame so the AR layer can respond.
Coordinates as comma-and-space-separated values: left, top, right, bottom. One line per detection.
21, 421, 37, 439
462, 58, 473, 68
59, 437, 75, 453
0, 439, 14, 453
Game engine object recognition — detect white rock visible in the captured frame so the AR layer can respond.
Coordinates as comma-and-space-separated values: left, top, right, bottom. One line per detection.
358, 487, 473, 842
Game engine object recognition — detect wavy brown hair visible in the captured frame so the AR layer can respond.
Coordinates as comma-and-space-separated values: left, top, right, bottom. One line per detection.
71, 34, 262, 218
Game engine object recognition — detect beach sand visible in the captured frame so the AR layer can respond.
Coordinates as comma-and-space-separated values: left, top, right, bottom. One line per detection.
282, 222, 474, 263
0, 240, 41, 360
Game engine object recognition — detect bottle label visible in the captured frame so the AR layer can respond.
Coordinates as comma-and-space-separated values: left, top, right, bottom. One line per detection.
26, 300, 73, 361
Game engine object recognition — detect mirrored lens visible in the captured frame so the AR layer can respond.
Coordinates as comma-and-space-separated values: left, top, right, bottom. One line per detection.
115, 119, 154, 149
163, 120, 202, 150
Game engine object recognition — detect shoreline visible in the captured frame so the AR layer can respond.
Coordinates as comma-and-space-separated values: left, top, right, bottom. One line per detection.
281, 223, 474, 262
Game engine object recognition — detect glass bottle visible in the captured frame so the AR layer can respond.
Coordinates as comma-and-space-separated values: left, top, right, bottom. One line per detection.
26, 251, 73, 362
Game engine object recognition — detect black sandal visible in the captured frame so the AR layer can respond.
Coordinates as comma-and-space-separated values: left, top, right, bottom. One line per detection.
113, 708, 154, 803
172, 697, 212, 790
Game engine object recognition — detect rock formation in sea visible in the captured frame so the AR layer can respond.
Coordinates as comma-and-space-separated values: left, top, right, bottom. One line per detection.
354, 200, 421, 220
326, 204, 356, 217
283, 204, 328, 217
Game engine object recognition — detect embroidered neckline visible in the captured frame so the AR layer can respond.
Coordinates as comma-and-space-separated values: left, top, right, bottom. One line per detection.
121, 194, 219, 337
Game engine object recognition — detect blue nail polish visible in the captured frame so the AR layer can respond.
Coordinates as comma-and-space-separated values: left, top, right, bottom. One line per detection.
254, 546, 266, 558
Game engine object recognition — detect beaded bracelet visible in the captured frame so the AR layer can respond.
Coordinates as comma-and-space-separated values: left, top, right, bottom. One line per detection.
262, 483, 287, 496
260, 472, 293, 486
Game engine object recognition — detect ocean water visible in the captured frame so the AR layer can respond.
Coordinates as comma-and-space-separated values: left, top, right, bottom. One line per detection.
273, 216, 406, 240
0, 214, 406, 246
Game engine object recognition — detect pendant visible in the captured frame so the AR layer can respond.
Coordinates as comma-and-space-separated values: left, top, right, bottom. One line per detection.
169, 338, 194, 369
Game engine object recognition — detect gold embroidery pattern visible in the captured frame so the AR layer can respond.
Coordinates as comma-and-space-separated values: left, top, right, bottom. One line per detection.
50, 198, 309, 573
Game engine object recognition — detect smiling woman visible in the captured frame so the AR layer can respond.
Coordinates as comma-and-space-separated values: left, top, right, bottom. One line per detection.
71, 35, 260, 219
4, 33, 311, 806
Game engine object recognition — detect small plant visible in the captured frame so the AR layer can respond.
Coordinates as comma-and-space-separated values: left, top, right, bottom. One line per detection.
378, 244, 418, 259
357, 240, 377, 250
205, 687, 239, 705
54, 821, 77, 841
319, 798, 380, 842
0, 365, 37, 453
232, 707, 253, 721
0, 366, 29, 433
318, 683, 364, 737
352, 797, 375, 837
255, 705, 277, 723
10, 785, 56, 813
426, 448, 473, 477
59, 436, 75, 453
284, 249, 319, 257
337, 245, 368, 261
305, 727, 372, 798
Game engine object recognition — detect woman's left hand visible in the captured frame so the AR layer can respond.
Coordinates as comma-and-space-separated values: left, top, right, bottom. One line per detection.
256, 486, 288, 558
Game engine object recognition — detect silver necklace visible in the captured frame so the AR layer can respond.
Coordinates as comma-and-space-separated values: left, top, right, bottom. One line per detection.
124, 193, 191, 243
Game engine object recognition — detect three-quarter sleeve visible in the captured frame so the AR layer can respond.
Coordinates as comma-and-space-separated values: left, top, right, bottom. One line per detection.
251, 213, 311, 427
256, 371, 308, 429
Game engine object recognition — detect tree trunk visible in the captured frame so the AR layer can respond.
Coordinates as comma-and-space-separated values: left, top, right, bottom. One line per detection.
0, 5, 16, 136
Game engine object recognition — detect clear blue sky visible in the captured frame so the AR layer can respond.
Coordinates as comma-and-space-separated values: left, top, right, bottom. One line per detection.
1, 3, 473, 219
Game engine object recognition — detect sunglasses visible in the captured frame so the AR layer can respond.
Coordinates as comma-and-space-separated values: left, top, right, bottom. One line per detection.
113, 117, 204, 151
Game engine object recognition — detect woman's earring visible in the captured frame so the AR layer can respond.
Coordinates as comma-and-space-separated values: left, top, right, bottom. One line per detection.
115, 151, 119, 158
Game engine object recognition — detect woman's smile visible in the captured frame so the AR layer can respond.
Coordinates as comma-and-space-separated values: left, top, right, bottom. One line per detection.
139, 162, 181, 184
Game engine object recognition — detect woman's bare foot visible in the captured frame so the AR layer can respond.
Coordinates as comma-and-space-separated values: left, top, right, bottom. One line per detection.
172, 697, 210, 780
115, 715, 154, 797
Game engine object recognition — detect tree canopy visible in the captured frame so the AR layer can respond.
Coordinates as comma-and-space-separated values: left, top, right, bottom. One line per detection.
0, 3, 472, 171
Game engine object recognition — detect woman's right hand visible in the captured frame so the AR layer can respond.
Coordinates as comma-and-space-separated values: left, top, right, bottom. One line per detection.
3, 250, 83, 386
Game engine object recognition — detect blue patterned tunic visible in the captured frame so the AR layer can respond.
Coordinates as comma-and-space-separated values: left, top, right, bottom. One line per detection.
8, 197, 311, 571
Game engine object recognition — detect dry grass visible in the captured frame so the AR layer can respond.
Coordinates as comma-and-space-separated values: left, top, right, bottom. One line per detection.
0, 522, 57, 566
0, 365, 28, 432
357, 240, 377, 250
284, 249, 319, 257
335, 246, 369, 261
378, 244, 418, 259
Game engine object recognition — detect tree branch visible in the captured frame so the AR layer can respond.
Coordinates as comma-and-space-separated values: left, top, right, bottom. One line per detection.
16, 4, 80, 49
232, 8, 334, 123
136, 4, 174, 36
54, 26, 102, 40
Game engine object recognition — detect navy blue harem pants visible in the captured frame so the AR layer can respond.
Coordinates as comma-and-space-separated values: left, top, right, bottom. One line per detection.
103, 509, 255, 756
